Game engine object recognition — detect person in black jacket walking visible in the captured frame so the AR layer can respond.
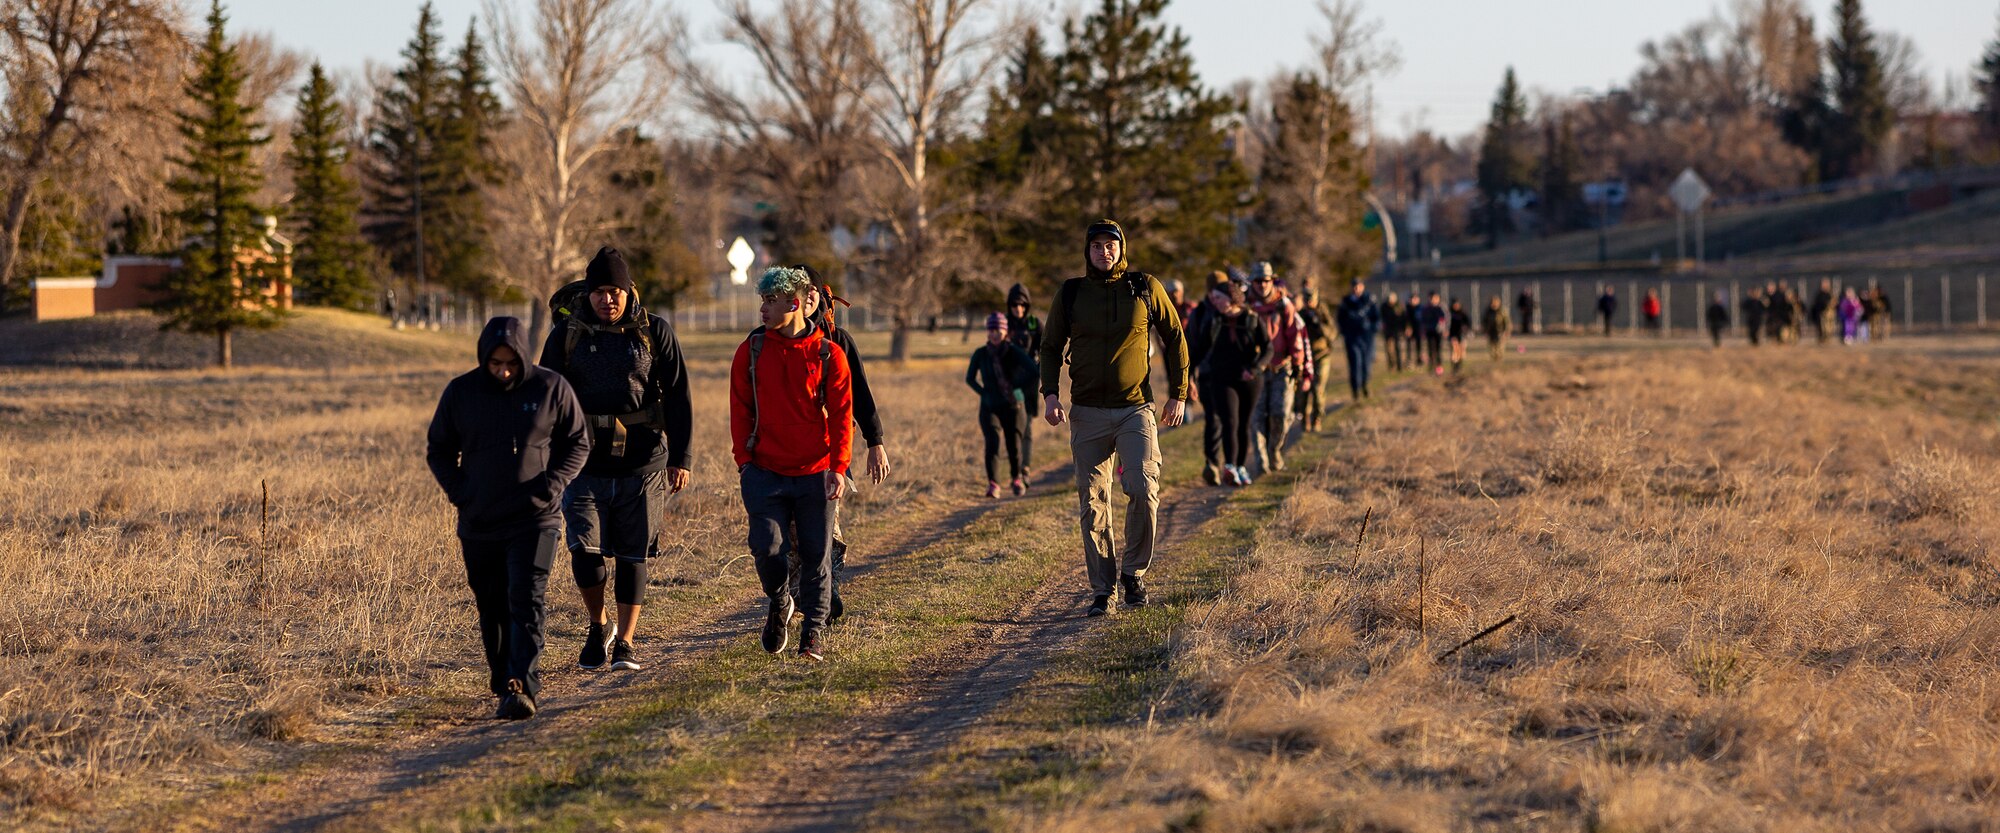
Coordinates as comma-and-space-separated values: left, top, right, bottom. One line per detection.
1189, 281, 1268, 487
967, 312, 1037, 497
1335, 280, 1382, 406
427, 317, 591, 720
540, 247, 694, 674
1004, 283, 1042, 471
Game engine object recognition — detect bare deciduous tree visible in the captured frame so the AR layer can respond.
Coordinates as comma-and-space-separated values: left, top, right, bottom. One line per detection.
856, 0, 1012, 361
0, 0, 182, 299
681, 0, 875, 274
483, 0, 678, 342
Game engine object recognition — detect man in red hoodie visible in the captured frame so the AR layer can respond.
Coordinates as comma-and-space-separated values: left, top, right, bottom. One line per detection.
731, 266, 854, 663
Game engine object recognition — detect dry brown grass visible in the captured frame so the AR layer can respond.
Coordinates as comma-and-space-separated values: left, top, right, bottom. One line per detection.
1028, 347, 2000, 832
0, 330, 999, 819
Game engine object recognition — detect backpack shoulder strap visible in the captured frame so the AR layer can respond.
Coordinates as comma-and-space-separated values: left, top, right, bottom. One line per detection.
816, 337, 834, 409
746, 333, 765, 451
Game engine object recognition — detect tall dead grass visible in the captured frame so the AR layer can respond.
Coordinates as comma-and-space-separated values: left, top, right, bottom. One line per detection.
0, 335, 999, 818
1031, 348, 2000, 832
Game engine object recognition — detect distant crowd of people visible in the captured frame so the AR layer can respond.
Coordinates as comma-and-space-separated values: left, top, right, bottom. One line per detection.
1589, 280, 1895, 346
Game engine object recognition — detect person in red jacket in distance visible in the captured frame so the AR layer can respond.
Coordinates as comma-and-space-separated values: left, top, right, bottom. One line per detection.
731, 266, 853, 663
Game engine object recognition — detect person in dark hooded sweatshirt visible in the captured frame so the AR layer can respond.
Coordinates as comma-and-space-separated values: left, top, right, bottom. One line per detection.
540, 247, 694, 674
1005, 283, 1042, 470
426, 317, 591, 720
1041, 219, 1190, 617
967, 312, 1037, 496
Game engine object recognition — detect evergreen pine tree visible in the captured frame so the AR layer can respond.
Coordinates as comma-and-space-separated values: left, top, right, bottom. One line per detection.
365, 3, 451, 294
429, 20, 502, 297
1822, 0, 1892, 181
1042, 0, 1248, 278
1250, 73, 1370, 289
286, 62, 374, 309
603, 129, 704, 311
960, 26, 1067, 294
1476, 67, 1533, 249
151, 0, 281, 369
1537, 114, 1583, 235
1973, 14, 2000, 149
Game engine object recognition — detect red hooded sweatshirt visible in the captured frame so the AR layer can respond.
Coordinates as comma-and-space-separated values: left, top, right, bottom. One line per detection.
730, 324, 854, 477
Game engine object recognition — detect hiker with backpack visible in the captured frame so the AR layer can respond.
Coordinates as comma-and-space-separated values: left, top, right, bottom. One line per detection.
761, 265, 886, 626
540, 247, 694, 674
1334, 280, 1381, 405
1189, 280, 1268, 487
1004, 284, 1042, 472
1245, 263, 1311, 474
967, 313, 1038, 497
426, 317, 591, 720
734, 266, 854, 662
1040, 219, 1191, 618
1295, 286, 1337, 432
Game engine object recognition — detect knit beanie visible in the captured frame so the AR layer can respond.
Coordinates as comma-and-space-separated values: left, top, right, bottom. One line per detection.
986, 312, 1009, 333
584, 246, 634, 294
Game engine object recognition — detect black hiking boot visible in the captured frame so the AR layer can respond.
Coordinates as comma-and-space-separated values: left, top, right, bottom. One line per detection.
609, 640, 641, 671
1120, 574, 1149, 609
798, 627, 825, 663
578, 620, 612, 670
497, 679, 536, 720
1086, 594, 1112, 617
763, 595, 795, 654
827, 588, 845, 624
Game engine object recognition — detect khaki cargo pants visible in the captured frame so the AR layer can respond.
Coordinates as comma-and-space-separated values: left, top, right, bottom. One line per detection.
1069, 404, 1160, 597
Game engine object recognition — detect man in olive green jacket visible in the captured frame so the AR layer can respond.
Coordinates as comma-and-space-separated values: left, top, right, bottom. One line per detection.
1040, 220, 1191, 618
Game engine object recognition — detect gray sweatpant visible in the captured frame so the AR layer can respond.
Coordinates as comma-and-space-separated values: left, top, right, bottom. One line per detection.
1069, 404, 1160, 597
1251, 368, 1295, 474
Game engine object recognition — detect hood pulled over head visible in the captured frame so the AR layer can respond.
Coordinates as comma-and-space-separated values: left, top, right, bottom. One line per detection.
1084, 219, 1128, 279
476, 316, 534, 387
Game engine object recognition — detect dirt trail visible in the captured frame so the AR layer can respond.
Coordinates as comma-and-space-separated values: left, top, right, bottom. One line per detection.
678, 482, 1234, 833
143, 466, 1076, 833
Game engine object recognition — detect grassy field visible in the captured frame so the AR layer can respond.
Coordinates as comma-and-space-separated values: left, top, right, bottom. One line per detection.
934, 342, 2000, 832
4, 316, 1998, 831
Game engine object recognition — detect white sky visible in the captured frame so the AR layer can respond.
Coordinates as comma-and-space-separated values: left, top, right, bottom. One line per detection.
229, 0, 1997, 140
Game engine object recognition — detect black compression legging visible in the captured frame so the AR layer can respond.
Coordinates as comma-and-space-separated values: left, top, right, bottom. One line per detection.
1200, 374, 1260, 468
978, 402, 1024, 482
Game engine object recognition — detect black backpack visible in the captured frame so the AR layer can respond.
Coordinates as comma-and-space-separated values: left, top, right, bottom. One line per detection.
548, 279, 668, 454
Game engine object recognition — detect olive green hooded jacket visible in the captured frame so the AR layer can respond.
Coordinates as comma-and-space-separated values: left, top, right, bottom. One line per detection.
1038, 220, 1191, 409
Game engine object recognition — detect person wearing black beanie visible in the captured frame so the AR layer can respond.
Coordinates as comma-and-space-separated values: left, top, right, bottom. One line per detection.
540, 244, 694, 675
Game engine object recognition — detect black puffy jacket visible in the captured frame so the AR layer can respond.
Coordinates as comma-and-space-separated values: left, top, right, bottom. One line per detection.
427, 317, 591, 540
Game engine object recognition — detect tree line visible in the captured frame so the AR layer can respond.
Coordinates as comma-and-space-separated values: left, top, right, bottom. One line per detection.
2, 0, 1397, 364
1391, 0, 2000, 251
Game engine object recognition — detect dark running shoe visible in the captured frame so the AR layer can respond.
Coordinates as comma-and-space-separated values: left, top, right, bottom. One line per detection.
1087, 594, 1111, 617
763, 595, 795, 654
578, 620, 612, 670
1120, 574, 1149, 609
798, 627, 825, 662
609, 640, 641, 671
497, 679, 536, 720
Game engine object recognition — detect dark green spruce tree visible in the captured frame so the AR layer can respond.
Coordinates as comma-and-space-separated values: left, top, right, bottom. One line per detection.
1821, 0, 1892, 181
1044, 0, 1247, 278
1973, 14, 2000, 154
428, 20, 502, 297
959, 25, 1067, 294
1250, 73, 1370, 289
151, 0, 281, 369
1538, 114, 1583, 235
286, 62, 374, 309
365, 3, 451, 294
1476, 67, 1533, 249
603, 129, 704, 311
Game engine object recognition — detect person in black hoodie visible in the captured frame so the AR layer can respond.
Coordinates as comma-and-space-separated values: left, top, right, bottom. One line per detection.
967, 312, 1038, 497
1004, 283, 1042, 470
540, 247, 694, 674
1188, 280, 1268, 487
427, 317, 591, 720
